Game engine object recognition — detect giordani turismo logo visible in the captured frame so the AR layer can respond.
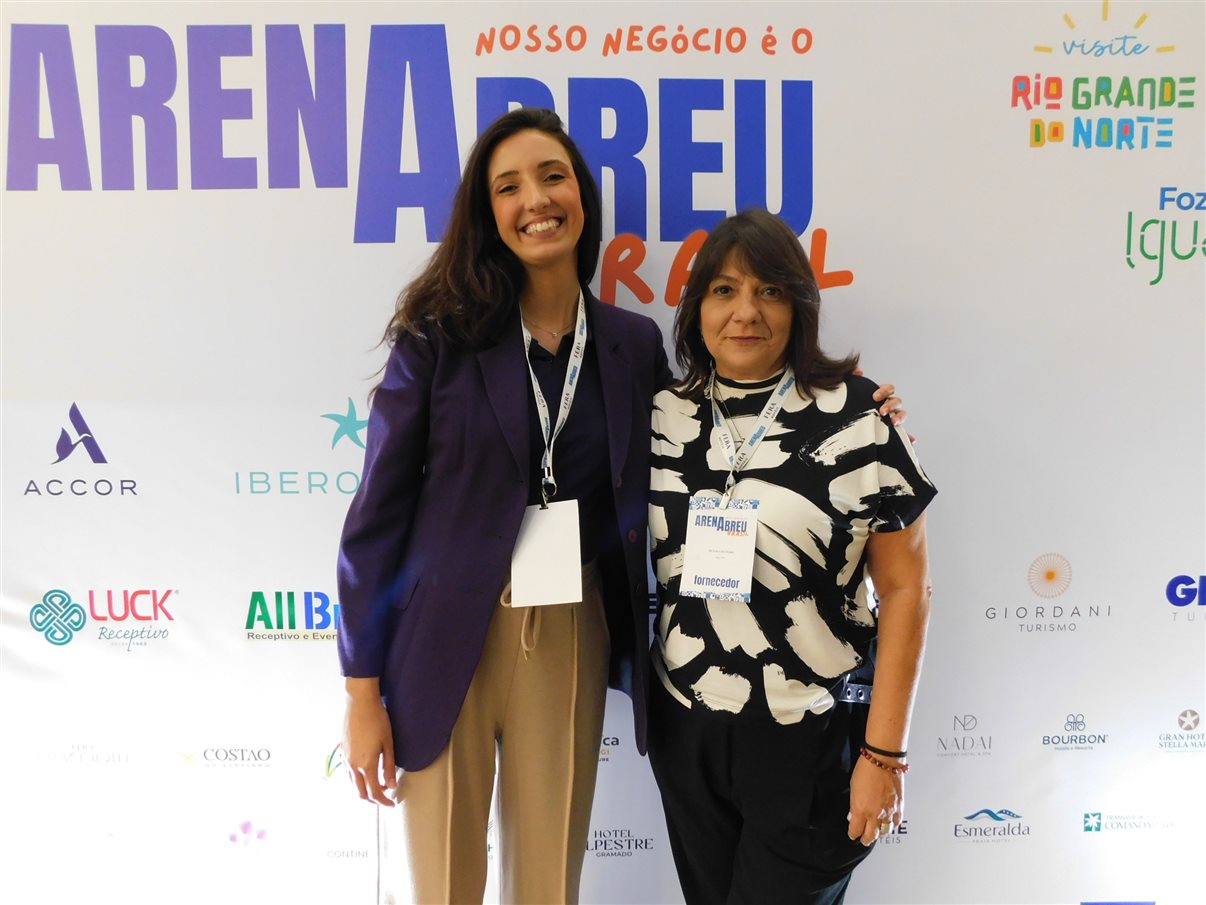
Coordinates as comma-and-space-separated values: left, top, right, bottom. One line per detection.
984, 554, 1111, 633
23, 403, 138, 498
30, 588, 176, 649
1166, 574, 1204, 622
954, 808, 1031, 840
1009, 0, 1196, 151
232, 401, 364, 496
1042, 713, 1108, 750
245, 590, 340, 640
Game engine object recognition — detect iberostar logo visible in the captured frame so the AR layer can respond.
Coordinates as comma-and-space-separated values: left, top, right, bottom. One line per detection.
322, 398, 368, 449
30, 589, 86, 645
53, 403, 107, 464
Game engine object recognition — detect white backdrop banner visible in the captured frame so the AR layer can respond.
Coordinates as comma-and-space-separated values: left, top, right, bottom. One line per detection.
2, 2, 1203, 904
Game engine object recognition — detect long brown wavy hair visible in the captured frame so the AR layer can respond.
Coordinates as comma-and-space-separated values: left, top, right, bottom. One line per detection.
673, 209, 859, 400
384, 108, 603, 349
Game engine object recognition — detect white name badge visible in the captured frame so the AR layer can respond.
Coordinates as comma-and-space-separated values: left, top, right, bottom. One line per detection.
510, 499, 582, 606
679, 496, 759, 602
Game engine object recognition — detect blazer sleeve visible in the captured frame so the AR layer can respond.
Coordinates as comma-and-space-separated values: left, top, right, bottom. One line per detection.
651, 319, 674, 393
336, 330, 435, 677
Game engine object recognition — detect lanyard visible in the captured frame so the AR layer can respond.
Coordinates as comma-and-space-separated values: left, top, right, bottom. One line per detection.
708, 367, 795, 506
521, 292, 588, 507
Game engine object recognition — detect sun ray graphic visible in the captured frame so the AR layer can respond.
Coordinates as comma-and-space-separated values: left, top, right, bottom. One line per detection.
1037, 4, 1174, 55
1102, 1, 1110, 21
1028, 554, 1072, 598
1063, 13, 1077, 29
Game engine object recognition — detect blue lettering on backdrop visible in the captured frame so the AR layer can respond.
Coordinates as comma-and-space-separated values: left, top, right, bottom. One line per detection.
4, 23, 815, 244
6, 24, 91, 190
569, 78, 649, 238
660, 79, 726, 240
187, 25, 256, 189
266, 25, 348, 189
354, 24, 460, 242
96, 25, 179, 190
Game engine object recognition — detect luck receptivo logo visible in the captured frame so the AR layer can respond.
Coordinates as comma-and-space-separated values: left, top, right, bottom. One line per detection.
245, 590, 340, 640
1042, 712, 1108, 751
23, 403, 139, 498
30, 588, 176, 649
937, 713, 992, 757
232, 400, 365, 496
954, 808, 1031, 841
984, 554, 1111, 634
1010, 0, 1197, 152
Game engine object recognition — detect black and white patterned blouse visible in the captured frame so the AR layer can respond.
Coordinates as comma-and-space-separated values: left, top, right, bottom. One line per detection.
649, 373, 936, 725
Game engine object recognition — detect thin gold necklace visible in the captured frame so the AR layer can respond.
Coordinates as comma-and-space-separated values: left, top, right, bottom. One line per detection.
521, 315, 575, 338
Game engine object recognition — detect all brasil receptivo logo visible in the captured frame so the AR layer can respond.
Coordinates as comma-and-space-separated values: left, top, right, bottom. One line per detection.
984, 554, 1111, 633
23, 403, 139, 498
1009, 1, 1197, 151
1166, 573, 1204, 622
245, 590, 340, 640
1043, 713, 1108, 751
30, 588, 176, 649
233, 399, 365, 496
953, 808, 1031, 841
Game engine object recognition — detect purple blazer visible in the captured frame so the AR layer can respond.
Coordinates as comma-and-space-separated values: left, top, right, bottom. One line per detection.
337, 292, 672, 771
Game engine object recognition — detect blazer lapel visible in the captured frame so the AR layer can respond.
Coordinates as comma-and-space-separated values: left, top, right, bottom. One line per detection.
477, 309, 529, 482
588, 294, 633, 484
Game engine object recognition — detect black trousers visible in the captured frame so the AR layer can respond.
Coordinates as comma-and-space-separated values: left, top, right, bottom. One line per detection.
648, 679, 873, 905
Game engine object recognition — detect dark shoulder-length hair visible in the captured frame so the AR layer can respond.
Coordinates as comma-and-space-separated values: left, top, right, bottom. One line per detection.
673, 208, 859, 400
384, 107, 602, 349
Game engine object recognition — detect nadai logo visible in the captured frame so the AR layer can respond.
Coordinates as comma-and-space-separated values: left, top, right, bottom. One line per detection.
1010, 1, 1196, 151
30, 589, 87, 645
53, 403, 106, 463
232, 401, 364, 496
229, 820, 266, 846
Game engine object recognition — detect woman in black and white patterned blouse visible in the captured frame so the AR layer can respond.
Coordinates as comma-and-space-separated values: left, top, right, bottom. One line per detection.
648, 209, 936, 905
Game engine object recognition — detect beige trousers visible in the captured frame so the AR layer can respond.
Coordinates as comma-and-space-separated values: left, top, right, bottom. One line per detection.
381, 563, 610, 905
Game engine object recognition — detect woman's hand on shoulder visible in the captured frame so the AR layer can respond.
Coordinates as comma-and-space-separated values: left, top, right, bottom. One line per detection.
859, 372, 907, 428
342, 678, 399, 807
847, 754, 904, 846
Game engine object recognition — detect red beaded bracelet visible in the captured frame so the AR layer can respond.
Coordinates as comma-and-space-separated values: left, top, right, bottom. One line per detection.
859, 746, 909, 775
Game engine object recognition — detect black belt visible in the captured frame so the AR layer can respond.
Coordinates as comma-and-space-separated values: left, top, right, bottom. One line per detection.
836, 676, 872, 705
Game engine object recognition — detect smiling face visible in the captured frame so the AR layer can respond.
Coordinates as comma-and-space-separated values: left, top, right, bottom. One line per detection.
700, 249, 794, 381
487, 129, 585, 276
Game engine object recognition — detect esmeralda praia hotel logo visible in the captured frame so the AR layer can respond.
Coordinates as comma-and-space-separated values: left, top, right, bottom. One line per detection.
1010, 1, 1196, 150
